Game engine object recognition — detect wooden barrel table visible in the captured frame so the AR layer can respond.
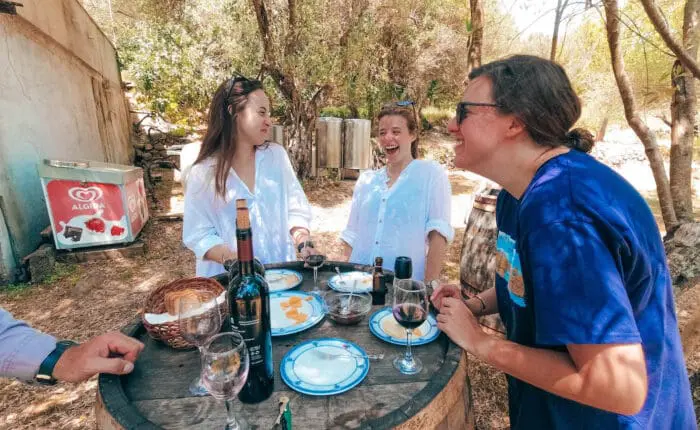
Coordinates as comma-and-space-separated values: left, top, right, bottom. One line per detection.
96, 261, 473, 429
459, 189, 505, 334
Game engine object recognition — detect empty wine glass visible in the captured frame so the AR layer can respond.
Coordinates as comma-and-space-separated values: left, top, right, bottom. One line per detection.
392, 279, 428, 375
178, 291, 223, 396
202, 332, 250, 430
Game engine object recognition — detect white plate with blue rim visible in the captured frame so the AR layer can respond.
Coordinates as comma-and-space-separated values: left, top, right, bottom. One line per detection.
280, 338, 370, 396
265, 269, 303, 292
368, 307, 440, 346
270, 291, 325, 337
327, 271, 373, 293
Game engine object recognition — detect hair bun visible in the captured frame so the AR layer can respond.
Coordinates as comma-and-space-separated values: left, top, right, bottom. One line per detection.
565, 128, 595, 153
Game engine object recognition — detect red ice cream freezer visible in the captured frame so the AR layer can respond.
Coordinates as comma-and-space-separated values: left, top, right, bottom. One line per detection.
38, 159, 149, 250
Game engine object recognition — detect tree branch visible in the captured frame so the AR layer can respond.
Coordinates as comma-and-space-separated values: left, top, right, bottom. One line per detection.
602, 0, 678, 229
639, 0, 700, 79
285, 0, 298, 58
251, 0, 273, 64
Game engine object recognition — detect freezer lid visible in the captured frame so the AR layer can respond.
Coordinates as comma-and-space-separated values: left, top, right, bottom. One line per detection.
38, 159, 143, 184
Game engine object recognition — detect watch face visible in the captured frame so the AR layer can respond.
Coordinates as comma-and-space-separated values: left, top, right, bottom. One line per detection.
57, 340, 78, 348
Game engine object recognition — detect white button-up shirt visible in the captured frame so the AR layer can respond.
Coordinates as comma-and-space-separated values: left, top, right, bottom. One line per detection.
183, 143, 312, 277
341, 160, 454, 281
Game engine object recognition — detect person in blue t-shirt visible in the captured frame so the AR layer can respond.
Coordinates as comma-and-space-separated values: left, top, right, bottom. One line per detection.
432, 55, 695, 429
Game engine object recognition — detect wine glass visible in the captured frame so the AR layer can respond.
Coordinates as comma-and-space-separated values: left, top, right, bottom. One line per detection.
178, 291, 223, 396
304, 253, 326, 294
392, 279, 428, 375
202, 332, 250, 430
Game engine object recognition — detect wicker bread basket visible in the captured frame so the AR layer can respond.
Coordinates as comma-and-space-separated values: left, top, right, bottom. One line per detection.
142, 277, 228, 349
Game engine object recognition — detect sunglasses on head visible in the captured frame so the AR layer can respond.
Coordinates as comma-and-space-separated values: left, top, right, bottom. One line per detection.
224, 75, 252, 105
382, 100, 418, 119
456, 101, 499, 124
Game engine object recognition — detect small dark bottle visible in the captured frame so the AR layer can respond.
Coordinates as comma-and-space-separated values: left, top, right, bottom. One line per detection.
394, 256, 413, 280
228, 199, 274, 404
371, 257, 386, 306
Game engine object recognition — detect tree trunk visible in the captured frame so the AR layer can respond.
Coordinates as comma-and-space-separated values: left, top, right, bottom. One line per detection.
670, 0, 699, 222
286, 114, 315, 178
595, 117, 609, 142
640, 0, 700, 80
550, 0, 568, 61
466, 0, 484, 75
603, 0, 678, 230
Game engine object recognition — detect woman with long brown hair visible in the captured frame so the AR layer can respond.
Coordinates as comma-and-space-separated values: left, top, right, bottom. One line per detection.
183, 76, 316, 277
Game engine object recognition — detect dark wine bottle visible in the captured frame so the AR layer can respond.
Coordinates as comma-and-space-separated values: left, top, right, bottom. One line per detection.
394, 256, 412, 281
228, 199, 274, 403
371, 257, 386, 306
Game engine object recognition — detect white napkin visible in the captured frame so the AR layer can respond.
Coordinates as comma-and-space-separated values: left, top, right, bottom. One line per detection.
144, 291, 226, 325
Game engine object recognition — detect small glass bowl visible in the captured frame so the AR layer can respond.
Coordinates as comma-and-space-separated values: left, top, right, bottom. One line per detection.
324, 291, 372, 325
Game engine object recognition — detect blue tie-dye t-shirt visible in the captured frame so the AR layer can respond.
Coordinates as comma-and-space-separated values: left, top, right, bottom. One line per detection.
495, 150, 695, 429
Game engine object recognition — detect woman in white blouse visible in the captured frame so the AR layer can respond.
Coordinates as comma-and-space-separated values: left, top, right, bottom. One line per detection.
340, 104, 453, 287
183, 76, 316, 277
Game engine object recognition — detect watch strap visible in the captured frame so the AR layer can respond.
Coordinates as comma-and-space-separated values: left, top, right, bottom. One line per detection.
36, 340, 77, 384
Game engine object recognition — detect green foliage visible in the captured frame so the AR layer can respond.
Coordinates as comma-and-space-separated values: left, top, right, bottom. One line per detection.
80, 0, 687, 132
422, 106, 454, 128
320, 106, 352, 119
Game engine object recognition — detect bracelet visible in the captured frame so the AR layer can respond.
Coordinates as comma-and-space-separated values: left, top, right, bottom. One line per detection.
472, 294, 487, 313
297, 240, 314, 253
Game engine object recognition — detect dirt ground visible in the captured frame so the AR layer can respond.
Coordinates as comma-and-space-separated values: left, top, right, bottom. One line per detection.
0, 132, 697, 429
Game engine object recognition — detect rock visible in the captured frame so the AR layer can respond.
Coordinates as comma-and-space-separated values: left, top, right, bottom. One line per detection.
22, 244, 56, 283
133, 143, 146, 150
140, 152, 153, 160
145, 144, 154, 151
154, 143, 165, 151
665, 222, 700, 290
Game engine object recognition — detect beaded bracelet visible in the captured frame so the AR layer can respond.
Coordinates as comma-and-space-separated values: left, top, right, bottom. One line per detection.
473, 294, 487, 313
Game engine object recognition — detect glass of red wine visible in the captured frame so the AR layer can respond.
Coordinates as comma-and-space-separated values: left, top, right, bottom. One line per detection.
202, 332, 250, 430
392, 279, 428, 375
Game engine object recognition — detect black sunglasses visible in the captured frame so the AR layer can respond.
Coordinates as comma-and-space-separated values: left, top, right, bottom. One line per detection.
223, 75, 265, 114
456, 101, 499, 124
224, 76, 251, 107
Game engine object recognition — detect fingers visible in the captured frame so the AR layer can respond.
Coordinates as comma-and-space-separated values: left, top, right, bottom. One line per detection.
430, 284, 459, 301
441, 297, 460, 308
100, 332, 145, 362
91, 357, 136, 376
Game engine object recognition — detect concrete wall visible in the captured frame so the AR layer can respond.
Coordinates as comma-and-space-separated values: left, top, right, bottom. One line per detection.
0, 0, 131, 282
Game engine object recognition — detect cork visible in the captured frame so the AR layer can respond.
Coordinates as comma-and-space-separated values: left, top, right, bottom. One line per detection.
236, 199, 250, 229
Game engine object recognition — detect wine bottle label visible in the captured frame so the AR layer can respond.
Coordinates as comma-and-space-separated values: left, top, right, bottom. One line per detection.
234, 297, 264, 366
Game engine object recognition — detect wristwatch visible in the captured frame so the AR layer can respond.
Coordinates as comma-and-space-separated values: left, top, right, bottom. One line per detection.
297, 240, 314, 253
35, 340, 78, 385
426, 279, 440, 291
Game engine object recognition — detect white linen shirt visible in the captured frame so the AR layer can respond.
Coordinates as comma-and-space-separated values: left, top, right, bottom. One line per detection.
340, 159, 454, 281
183, 143, 312, 277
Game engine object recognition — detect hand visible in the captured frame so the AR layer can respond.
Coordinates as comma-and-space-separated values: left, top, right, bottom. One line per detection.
300, 244, 320, 260
52, 332, 145, 383
436, 297, 489, 357
430, 283, 462, 312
